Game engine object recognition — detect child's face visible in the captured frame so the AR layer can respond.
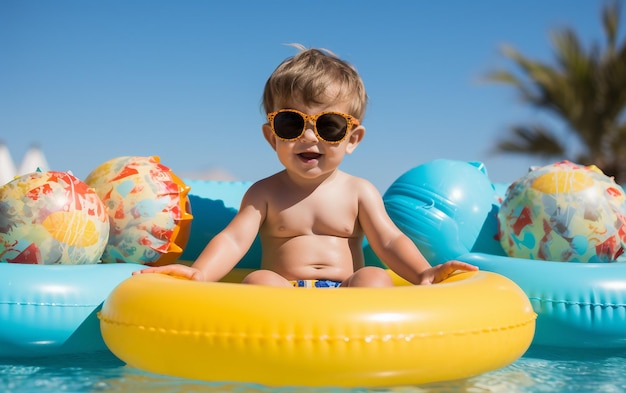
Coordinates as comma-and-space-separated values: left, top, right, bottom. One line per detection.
262, 97, 365, 182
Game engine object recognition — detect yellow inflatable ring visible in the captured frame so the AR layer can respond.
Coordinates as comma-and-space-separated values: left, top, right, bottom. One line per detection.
100, 270, 536, 387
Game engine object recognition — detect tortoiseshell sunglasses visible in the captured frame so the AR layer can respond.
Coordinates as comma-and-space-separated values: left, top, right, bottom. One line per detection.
267, 109, 360, 144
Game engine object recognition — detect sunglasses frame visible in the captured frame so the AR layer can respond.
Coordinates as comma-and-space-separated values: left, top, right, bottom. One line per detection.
266, 109, 360, 144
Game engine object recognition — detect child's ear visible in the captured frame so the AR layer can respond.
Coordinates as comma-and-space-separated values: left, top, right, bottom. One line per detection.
345, 125, 365, 154
262, 124, 277, 151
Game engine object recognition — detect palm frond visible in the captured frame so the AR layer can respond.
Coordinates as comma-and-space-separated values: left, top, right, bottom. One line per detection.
485, 2, 626, 182
495, 124, 565, 156
602, 0, 621, 51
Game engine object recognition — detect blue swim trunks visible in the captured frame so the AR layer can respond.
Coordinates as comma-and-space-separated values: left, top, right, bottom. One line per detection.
290, 279, 342, 288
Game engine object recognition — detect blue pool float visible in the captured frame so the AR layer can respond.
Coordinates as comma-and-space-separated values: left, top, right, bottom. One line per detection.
458, 252, 626, 348
0, 263, 143, 357
373, 159, 626, 349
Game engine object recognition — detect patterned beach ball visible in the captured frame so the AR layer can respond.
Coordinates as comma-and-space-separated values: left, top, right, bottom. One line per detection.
0, 171, 109, 264
85, 156, 193, 265
498, 161, 626, 262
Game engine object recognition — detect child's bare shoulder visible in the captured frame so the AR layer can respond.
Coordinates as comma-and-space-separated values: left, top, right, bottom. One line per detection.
241, 174, 282, 204
341, 173, 379, 195
248, 172, 284, 190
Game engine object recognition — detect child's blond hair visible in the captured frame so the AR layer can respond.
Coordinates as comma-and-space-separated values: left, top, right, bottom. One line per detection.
262, 44, 368, 121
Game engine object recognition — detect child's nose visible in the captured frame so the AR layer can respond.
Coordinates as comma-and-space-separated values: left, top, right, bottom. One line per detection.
301, 125, 319, 142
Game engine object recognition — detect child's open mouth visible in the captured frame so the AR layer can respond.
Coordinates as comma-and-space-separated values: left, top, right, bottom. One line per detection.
298, 152, 322, 161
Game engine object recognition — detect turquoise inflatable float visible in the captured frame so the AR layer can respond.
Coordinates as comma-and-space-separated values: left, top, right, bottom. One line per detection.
0, 263, 142, 357
373, 159, 626, 349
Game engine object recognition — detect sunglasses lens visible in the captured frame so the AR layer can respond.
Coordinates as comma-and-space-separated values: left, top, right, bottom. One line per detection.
316, 114, 348, 142
273, 111, 305, 140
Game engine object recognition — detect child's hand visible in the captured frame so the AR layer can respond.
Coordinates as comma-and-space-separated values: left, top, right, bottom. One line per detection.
132, 264, 206, 281
418, 260, 478, 285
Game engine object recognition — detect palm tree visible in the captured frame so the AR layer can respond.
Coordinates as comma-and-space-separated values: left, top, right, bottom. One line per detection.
486, 1, 626, 183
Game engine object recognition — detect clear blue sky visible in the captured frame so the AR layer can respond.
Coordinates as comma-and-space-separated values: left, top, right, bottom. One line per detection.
1, 1, 623, 192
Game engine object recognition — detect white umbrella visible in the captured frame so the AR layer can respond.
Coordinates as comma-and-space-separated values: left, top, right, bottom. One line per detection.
18, 144, 49, 176
0, 142, 17, 185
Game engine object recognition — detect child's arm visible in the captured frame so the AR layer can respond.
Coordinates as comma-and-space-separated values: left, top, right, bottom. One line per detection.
356, 179, 476, 285
190, 200, 264, 281
135, 185, 266, 281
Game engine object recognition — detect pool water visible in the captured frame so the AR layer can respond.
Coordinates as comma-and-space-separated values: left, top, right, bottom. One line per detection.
1, 347, 625, 393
